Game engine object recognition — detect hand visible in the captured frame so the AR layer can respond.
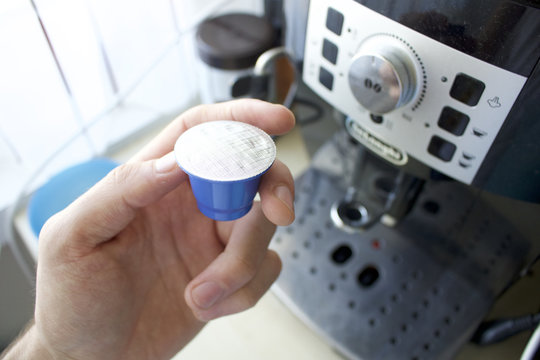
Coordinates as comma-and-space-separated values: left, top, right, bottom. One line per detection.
23, 100, 295, 360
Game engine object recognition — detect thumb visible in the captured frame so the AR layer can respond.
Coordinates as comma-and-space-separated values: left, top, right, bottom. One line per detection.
41, 152, 187, 251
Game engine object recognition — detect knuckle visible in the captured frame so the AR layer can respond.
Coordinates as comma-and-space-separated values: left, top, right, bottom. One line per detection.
267, 250, 283, 276
244, 291, 259, 309
109, 163, 136, 187
239, 288, 259, 310
39, 211, 61, 237
232, 254, 258, 281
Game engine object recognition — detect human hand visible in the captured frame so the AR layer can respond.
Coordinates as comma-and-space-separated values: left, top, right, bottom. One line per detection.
27, 100, 295, 360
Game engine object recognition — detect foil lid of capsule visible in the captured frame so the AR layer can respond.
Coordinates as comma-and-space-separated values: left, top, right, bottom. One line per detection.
174, 120, 276, 182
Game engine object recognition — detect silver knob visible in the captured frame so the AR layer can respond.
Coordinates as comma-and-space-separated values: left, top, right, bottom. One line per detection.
348, 36, 419, 115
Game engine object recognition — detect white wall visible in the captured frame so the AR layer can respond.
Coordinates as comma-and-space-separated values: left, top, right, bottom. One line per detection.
0, 0, 265, 211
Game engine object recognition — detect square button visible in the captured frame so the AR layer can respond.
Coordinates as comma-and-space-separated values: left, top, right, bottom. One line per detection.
450, 73, 485, 106
438, 106, 470, 136
319, 66, 334, 90
322, 38, 339, 64
326, 7, 344, 36
428, 136, 456, 162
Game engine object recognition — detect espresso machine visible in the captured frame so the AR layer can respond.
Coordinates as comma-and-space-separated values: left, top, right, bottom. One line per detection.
270, 0, 540, 359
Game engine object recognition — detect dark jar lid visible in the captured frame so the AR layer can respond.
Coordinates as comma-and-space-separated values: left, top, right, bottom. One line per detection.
196, 13, 275, 70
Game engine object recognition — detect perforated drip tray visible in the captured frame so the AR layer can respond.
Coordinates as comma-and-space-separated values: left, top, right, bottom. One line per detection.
270, 133, 529, 360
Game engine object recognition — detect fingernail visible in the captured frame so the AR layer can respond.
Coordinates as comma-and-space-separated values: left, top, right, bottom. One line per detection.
155, 152, 177, 174
191, 282, 224, 309
274, 185, 294, 213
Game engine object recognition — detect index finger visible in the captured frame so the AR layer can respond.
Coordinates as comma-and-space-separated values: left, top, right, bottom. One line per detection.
132, 99, 295, 162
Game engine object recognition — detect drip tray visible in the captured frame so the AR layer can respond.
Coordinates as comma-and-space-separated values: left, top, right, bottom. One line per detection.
270, 167, 528, 360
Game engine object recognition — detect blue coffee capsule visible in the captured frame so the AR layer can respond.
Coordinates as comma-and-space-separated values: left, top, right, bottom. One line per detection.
174, 120, 276, 221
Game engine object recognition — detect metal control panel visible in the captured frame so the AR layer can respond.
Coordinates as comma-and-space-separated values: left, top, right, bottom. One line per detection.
303, 0, 527, 184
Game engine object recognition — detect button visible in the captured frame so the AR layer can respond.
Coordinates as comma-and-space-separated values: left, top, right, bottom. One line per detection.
428, 136, 456, 162
319, 66, 334, 90
438, 106, 470, 136
326, 7, 344, 36
450, 73, 485, 106
322, 38, 339, 64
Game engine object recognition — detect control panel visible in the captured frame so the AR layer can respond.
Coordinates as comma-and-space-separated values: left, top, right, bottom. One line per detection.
303, 0, 527, 184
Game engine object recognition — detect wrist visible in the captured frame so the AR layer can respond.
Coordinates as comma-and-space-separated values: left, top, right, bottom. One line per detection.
1, 322, 54, 360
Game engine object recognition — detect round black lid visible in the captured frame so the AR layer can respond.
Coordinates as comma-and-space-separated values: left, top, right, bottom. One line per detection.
196, 13, 275, 70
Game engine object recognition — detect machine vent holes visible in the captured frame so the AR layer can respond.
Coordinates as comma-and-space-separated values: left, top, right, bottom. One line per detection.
391, 293, 401, 303
357, 265, 380, 287
309, 266, 317, 275
392, 254, 403, 264
274, 236, 282, 244
432, 287, 440, 296
423, 343, 431, 351
380, 306, 389, 315
348, 300, 356, 309
329, 283, 336, 292
307, 206, 316, 215
411, 311, 419, 320
402, 282, 411, 291
286, 227, 294, 234
303, 240, 312, 249
314, 230, 323, 239
433, 329, 441, 338
422, 200, 440, 215
297, 217, 305, 225
331, 244, 353, 264
292, 251, 299, 259
319, 198, 328, 207
368, 318, 377, 327
454, 304, 461, 313
401, 323, 409, 333
443, 316, 452, 326
340, 271, 348, 280
325, 220, 334, 229
389, 336, 398, 346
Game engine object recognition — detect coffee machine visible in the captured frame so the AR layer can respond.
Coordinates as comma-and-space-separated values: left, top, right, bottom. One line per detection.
271, 0, 540, 359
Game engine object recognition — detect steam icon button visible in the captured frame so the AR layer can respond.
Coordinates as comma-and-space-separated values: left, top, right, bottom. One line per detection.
487, 96, 502, 108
